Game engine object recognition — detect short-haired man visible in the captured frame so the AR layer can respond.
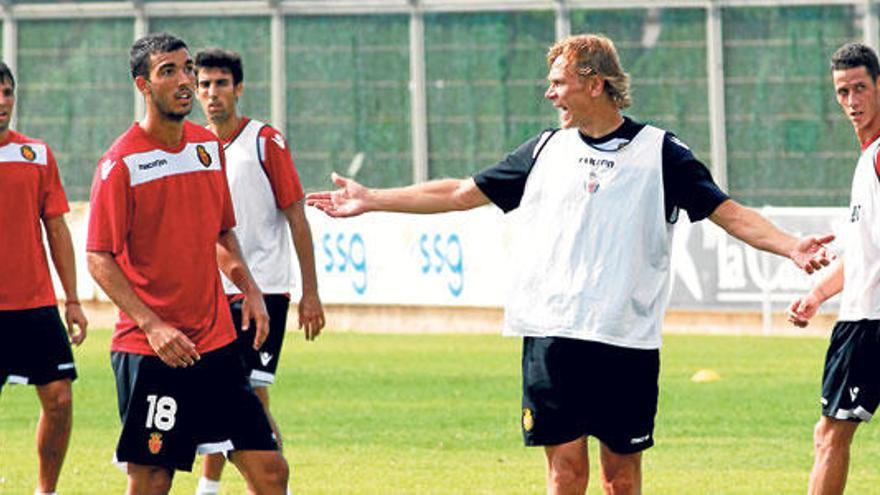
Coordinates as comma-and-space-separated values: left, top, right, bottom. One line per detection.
193, 48, 325, 495
308, 34, 833, 494
789, 42, 880, 495
0, 60, 88, 495
86, 33, 288, 494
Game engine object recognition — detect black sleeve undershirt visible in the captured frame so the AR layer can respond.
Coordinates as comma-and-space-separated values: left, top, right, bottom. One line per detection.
472, 130, 554, 213
661, 132, 729, 223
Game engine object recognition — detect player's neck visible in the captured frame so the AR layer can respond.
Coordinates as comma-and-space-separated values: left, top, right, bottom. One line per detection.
857, 119, 880, 149
209, 114, 241, 141
0, 128, 11, 144
139, 112, 185, 148
578, 107, 624, 139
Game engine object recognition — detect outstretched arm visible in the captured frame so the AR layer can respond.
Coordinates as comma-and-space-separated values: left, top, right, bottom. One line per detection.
709, 199, 834, 274
216, 230, 269, 349
44, 215, 88, 345
283, 200, 325, 341
306, 173, 491, 217
788, 259, 845, 328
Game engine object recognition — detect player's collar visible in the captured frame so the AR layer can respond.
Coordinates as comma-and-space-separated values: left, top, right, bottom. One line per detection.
577, 116, 644, 152
216, 116, 249, 145
860, 126, 880, 151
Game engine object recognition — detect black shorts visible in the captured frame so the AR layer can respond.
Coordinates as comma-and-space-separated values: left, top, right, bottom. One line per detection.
0, 306, 77, 392
521, 336, 660, 454
111, 343, 277, 472
230, 294, 290, 387
821, 320, 880, 422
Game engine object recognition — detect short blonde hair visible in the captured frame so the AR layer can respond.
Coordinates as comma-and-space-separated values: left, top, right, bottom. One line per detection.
547, 34, 631, 109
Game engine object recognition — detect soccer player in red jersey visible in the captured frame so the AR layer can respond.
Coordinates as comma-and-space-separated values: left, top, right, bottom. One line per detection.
0, 60, 88, 495
193, 48, 324, 495
86, 33, 287, 494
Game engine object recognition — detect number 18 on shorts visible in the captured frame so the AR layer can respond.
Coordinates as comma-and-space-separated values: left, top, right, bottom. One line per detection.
112, 345, 277, 472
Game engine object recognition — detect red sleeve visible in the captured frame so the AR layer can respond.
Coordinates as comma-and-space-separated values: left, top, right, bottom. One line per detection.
41, 146, 70, 219
86, 157, 131, 255
875, 146, 880, 179
259, 126, 304, 210
218, 145, 236, 233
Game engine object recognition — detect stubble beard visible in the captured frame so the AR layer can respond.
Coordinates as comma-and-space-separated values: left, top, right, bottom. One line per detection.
153, 89, 191, 122
208, 108, 230, 126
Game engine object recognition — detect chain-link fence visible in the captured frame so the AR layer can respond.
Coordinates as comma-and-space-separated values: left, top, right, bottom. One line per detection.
1, 1, 871, 205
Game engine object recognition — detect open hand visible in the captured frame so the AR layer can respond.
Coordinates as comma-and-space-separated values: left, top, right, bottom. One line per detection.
305, 172, 369, 218
790, 234, 835, 274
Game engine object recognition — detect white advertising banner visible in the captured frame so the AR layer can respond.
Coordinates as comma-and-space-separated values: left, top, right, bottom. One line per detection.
61, 203, 848, 311
306, 206, 510, 306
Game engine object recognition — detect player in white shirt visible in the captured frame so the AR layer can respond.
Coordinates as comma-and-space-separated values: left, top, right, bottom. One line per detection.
193, 47, 324, 495
309, 34, 833, 494
789, 42, 880, 495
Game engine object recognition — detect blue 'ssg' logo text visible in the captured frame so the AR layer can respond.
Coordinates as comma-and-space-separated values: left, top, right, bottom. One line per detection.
418, 233, 463, 297
322, 232, 367, 294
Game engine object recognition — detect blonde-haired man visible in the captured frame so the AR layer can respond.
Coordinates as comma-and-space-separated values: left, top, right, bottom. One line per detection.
308, 34, 832, 494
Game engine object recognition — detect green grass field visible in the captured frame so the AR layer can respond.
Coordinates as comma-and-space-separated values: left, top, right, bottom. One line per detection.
2, 330, 880, 494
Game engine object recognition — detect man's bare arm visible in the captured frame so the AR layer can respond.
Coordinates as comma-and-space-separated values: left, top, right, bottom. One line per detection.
216, 230, 269, 349
709, 199, 834, 274
44, 215, 87, 345
283, 200, 325, 340
87, 251, 198, 367
306, 173, 490, 217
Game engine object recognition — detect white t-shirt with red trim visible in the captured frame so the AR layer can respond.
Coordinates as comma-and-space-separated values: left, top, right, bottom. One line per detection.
219, 117, 304, 295
87, 122, 236, 355
0, 130, 69, 311
838, 133, 880, 321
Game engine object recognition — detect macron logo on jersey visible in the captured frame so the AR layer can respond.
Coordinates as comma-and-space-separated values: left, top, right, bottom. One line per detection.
630, 434, 651, 445
0, 142, 48, 166
123, 141, 222, 187
260, 352, 273, 366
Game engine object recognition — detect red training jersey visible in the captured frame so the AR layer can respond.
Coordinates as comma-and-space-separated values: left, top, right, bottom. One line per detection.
87, 122, 236, 355
0, 130, 69, 311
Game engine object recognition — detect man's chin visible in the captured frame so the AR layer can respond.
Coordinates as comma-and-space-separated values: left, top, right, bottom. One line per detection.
208, 113, 229, 125
164, 109, 190, 122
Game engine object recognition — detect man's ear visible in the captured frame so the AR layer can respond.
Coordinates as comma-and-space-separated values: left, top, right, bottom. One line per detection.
135, 75, 150, 96
234, 82, 244, 99
587, 75, 605, 98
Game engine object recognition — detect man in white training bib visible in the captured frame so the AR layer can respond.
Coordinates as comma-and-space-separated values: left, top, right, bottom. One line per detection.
309, 34, 833, 494
193, 47, 325, 495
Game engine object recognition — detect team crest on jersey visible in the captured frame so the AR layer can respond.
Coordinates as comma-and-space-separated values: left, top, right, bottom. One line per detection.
148, 432, 163, 454
20, 145, 36, 162
196, 144, 212, 167
586, 170, 601, 194
522, 408, 534, 432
